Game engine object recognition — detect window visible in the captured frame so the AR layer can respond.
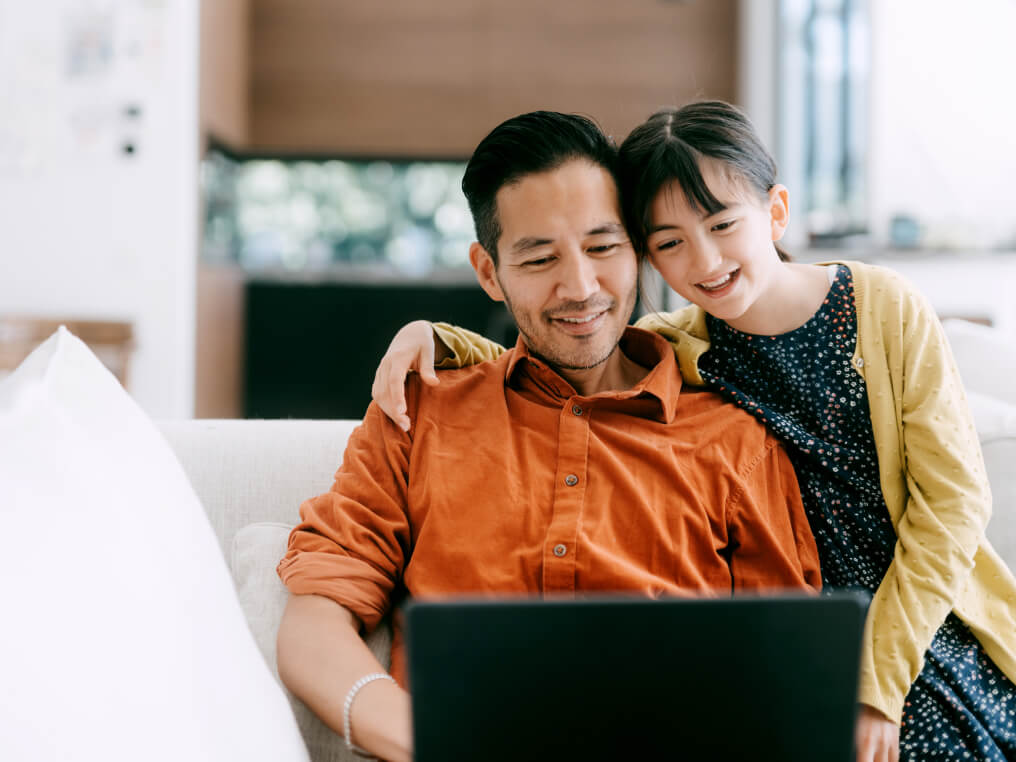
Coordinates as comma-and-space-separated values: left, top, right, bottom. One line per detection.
778, 0, 870, 245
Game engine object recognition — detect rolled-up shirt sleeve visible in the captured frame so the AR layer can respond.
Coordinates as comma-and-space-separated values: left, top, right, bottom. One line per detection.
277, 400, 413, 633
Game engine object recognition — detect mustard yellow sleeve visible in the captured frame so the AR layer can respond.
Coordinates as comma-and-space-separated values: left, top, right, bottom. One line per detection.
431, 322, 506, 368
857, 275, 992, 722
634, 308, 711, 386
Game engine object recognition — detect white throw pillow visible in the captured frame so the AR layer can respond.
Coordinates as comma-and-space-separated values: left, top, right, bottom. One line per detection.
943, 318, 1016, 406
0, 328, 309, 761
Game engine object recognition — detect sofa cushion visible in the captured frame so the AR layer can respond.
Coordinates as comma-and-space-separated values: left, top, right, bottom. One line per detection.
0, 329, 309, 761
159, 418, 360, 568
967, 391, 1016, 569
233, 521, 393, 762
944, 318, 1016, 406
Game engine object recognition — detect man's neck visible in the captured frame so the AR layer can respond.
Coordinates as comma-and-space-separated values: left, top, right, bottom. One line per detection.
553, 347, 649, 397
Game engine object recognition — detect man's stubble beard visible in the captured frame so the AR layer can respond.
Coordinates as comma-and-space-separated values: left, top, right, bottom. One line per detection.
497, 277, 638, 372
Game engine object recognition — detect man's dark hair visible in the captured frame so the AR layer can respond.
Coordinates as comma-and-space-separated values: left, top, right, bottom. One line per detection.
461, 111, 618, 263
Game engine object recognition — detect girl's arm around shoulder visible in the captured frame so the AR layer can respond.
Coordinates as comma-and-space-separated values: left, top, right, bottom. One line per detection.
634, 305, 711, 386
432, 322, 506, 366
372, 320, 506, 430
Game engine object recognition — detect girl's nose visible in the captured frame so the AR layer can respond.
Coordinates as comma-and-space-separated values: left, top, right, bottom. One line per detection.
689, 238, 723, 277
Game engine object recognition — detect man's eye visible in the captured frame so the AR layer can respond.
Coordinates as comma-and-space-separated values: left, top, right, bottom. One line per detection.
521, 257, 552, 267
588, 243, 619, 254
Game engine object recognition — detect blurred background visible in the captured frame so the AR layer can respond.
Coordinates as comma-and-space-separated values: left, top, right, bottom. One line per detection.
1, 0, 1014, 419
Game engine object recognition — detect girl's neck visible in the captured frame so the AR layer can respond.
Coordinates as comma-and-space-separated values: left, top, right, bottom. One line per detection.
724, 262, 833, 336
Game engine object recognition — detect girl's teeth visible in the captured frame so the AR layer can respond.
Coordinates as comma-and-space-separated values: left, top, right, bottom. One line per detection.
700, 273, 733, 290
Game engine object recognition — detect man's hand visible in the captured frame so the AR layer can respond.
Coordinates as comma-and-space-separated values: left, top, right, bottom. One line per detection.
855, 704, 899, 762
371, 320, 444, 431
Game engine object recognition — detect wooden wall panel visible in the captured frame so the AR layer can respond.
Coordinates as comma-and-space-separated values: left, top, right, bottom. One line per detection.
200, 0, 251, 147
194, 263, 246, 419
249, 0, 738, 156
198, 0, 250, 417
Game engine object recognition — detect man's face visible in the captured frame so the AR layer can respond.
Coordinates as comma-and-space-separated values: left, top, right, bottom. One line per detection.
470, 159, 638, 371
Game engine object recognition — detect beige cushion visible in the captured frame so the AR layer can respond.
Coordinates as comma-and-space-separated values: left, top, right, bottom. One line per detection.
232, 521, 393, 762
944, 318, 1016, 406
968, 391, 1016, 569
159, 419, 360, 568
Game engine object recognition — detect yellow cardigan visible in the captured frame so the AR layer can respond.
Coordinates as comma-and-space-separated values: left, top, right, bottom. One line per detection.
434, 260, 1016, 722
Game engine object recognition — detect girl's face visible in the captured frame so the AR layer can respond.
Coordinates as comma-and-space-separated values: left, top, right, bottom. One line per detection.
646, 158, 789, 330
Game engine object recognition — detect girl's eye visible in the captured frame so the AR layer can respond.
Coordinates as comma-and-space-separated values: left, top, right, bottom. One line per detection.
655, 239, 682, 251
712, 220, 735, 232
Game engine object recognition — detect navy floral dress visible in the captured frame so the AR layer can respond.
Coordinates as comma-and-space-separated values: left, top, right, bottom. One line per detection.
697, 265, 1016, 760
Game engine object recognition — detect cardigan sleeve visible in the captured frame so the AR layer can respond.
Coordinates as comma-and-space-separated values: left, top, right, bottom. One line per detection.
857, 272, 993, 722
431, 322, 506, 368
634, 306, 712, 386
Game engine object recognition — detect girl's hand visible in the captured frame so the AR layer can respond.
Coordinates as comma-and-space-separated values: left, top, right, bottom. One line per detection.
371, 320, 442, 431
854, 704, 899, 762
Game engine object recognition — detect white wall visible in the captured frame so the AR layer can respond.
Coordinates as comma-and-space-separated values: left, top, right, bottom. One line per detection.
0, 0, 199, 418
869, 0, 1016, 249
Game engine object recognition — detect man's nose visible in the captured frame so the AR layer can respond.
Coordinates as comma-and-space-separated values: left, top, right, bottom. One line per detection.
556, 250, 600, 303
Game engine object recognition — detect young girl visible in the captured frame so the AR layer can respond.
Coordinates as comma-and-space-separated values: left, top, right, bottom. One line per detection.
370, 101, 1016, 762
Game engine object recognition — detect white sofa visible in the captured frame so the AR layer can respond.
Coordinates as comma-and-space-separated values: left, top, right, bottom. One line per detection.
155, 320, 1016, 762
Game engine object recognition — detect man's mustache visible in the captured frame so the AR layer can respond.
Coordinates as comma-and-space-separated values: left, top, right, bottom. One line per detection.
543, 299, 615, 319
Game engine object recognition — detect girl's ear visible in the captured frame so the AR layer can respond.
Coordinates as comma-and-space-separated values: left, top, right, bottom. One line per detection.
469, 242, 505, 302
767, 184, 790, 242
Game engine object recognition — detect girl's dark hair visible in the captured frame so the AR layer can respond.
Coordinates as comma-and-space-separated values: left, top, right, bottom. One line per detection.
617, 100, 791, 261
461, 111, 618, 263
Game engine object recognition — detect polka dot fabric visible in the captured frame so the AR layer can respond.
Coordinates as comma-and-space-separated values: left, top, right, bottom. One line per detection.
698, 266, 1016, 760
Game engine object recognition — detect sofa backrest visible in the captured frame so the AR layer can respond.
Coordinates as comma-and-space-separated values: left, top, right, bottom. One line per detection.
159, 419, 360, 569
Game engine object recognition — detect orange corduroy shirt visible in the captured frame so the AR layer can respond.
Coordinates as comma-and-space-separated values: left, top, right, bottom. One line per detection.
278, 328, 821, 684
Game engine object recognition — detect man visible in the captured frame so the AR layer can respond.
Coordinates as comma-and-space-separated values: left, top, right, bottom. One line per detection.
276, 111, 821, 762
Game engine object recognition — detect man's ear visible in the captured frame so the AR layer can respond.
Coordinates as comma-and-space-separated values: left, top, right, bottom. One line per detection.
469, 242, 505, 302
768, 184, 790, 242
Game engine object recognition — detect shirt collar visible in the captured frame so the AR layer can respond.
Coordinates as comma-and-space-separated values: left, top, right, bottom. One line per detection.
503, 327, 681, 423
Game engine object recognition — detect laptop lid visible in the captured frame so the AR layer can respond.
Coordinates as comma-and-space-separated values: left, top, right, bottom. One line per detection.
406, 592, 867, 762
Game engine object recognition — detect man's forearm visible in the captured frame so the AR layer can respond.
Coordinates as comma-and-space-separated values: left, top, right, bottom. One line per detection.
277, 594, 411, 762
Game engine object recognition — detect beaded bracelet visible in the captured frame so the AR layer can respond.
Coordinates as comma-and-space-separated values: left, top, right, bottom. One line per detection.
343, 672, 397, 758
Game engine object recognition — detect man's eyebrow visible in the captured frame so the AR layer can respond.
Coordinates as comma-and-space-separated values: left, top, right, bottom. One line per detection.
509, 236, 553, 254
588, 222, 626, 236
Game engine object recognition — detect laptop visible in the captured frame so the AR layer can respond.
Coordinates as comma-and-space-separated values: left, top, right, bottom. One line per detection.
406, 592, 868, 762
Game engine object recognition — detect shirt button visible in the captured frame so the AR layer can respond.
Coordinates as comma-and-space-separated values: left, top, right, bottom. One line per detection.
572, 405, 583, 416
565, 474, 579, 486
553, 544, 568, 557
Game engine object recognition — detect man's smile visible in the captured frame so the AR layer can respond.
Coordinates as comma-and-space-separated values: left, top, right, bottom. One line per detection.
546, 304, 612, 336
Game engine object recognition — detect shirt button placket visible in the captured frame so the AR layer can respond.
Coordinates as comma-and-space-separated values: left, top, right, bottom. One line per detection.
543, 398, 589, 594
